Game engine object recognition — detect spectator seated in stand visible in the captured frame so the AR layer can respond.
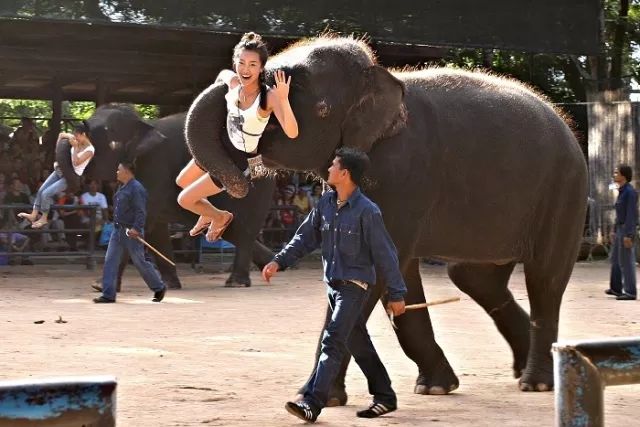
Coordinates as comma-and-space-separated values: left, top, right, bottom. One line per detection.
0, 217, 32, 265
279, 185, 298, 241
3, 177, 30, 207
81, 179, 109, 240
57, 190, 83, 251
292, 186, 312, 220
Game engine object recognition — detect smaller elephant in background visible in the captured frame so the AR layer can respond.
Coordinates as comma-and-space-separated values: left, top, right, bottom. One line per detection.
57, 104, 276, 289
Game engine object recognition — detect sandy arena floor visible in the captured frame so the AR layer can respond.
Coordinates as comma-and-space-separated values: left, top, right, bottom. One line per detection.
0, 260, 638, 426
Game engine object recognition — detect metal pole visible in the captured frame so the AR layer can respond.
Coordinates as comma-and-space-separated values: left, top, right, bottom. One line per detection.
0, 376, 117, 426
553, 337, 640, 427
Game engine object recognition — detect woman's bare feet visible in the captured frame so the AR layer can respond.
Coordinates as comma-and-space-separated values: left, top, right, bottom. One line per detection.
205, 212, 234, 242
189, 215, 213, 237
31, 218, 49, 229
17, 212, 38, 223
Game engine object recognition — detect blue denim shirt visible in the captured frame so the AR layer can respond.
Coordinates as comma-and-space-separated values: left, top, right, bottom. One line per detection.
274, 188, 407, 301
615, 182, 639, 238
113, 179, 147, 233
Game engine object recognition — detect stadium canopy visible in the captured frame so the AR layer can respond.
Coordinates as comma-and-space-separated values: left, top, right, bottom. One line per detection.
0, 1, 599, 106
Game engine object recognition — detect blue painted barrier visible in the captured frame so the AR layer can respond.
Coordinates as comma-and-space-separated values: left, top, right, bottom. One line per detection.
0, 376, 116, 426
553, 337, 640, 427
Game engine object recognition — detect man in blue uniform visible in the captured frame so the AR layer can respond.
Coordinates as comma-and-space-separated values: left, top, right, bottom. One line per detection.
606, 164, 638, 301
262, 147, 407, 423
93, 161, 166, 303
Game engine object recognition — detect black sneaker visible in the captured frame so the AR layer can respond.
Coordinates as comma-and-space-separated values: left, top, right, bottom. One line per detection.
152, 287, 166, 303
93, 296, 115, 304
605, 289, 623, 297
356, 402, 397, 418
285, 401, 318, 423
616, 293, 637, 300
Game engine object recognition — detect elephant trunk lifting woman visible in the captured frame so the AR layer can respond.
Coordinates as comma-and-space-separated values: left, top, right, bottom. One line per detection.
185, 36, 587, 396
57, 106, 275, 289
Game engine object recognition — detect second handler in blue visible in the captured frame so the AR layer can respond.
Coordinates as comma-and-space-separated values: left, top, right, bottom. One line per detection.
262, 147, 407, 423
94, 161, 167, 303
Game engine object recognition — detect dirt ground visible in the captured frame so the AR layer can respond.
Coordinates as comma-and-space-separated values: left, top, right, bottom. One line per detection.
0, 260, 638, 426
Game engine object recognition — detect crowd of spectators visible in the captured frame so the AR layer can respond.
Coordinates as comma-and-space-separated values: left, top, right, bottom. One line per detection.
260, 173, 323, 249
0, 118, 115, 262
0, 117, 325, 260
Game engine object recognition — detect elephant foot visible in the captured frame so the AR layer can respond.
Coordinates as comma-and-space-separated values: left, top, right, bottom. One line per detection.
225, 276, 251, 288
512, 356, 527, 379
293, 391, 348, 407
518, 365, 554, 392
414, 359, 459, 395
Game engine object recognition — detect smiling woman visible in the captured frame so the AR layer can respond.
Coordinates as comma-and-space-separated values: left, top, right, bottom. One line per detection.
177, 31, 299, 243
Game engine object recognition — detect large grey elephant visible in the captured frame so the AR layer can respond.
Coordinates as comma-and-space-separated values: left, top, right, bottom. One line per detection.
185, 36, 588, 397
57, 105, 275, 289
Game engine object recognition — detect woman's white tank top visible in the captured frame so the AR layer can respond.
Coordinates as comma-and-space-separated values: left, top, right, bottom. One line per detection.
225, 85, 270, 153
71, 144, 95, 176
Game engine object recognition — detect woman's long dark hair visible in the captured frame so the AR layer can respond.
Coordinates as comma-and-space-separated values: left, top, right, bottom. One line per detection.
233, 32, 269, 110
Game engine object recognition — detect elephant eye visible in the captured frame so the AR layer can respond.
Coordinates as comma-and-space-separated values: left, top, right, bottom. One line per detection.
316, 100, 330, 119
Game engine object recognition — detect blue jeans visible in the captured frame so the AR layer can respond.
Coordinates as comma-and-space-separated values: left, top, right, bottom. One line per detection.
101, 227, 165, 300
303, 281, 396, 411
33, 169, 67, 213
610, 232, 637, 297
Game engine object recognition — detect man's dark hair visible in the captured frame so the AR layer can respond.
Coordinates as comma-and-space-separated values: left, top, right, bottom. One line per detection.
335, 147, 370, 186
618, 164, 633, 182
120, 161, 136, 175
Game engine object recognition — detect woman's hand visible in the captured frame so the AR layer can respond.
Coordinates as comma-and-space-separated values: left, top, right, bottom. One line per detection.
268, 69, 299, 139
272, 70, 291, 101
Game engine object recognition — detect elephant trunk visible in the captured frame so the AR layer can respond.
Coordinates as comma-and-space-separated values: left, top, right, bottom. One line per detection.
185, 83, 249, 198
55, 139, 81, 193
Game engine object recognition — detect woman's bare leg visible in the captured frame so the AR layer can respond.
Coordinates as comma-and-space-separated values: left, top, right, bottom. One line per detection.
177, 159, 215, 235
176, 159, 207, 189
177, 173, 230, 225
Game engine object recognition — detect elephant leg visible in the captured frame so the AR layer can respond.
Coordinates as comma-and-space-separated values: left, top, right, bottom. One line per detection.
519, 259, 573, 392
252, 240, 274, 270
518, 194, 583, 392
447, 262, 530, 379
225, 239, 274, 287
225, 241, 252, 287
146, 221, 182, 289
392, 258, 459, 395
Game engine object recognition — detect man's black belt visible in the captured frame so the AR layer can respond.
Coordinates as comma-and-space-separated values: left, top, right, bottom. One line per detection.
113, 222, 132, 229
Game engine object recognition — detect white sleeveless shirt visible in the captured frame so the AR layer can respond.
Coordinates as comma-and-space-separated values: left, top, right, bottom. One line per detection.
70, 144, 95, 176
225, 86, 270, 153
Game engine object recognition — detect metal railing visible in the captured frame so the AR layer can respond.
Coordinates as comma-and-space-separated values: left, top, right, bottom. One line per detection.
553, 337, 640, 427
0, 204, 97, 269
260, 204, 304, 250
0, 375, 116, 426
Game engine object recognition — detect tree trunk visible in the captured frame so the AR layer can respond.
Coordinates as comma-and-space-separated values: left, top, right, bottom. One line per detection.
586, 87, 634, 242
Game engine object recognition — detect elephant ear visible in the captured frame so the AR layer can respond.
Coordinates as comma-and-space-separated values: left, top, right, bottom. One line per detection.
341, 65, 405, 152
54, 138, 81, 193
125, 121, 166, 160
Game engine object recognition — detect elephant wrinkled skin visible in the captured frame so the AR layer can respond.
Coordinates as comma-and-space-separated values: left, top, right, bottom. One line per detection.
186, 37, 588, 397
